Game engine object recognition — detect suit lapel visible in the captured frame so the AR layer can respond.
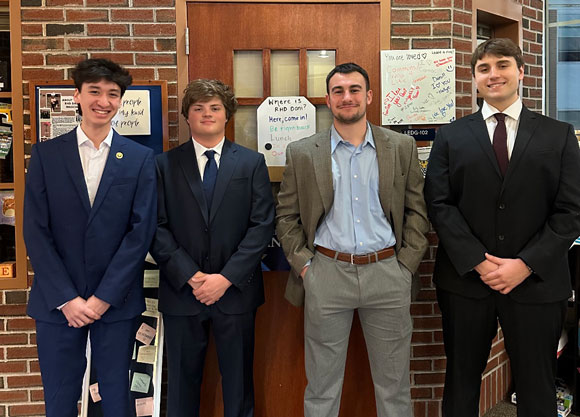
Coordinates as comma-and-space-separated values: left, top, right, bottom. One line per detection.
503, 106, 539, 185
60, 130, 91, 214
467, 110, 503, 178
88, 131, 126, 224
209, 139, 238, 223
372, 125, 394, 216
312, 133, 333, 214
178, 140, 209, 225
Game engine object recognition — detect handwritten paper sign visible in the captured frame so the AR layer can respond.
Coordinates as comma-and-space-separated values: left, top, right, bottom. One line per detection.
257, 96, 316, 167
131, 372, 151, 394
381, 49, 455, 125
136, 322, 156, 345
112, 90, 151, 135
136, 397, 154, 416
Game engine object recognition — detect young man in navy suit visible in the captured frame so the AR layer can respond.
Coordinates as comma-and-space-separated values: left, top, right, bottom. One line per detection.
24, 58, 157, 417
425, 39, 580, 416
151, 79, 275, 417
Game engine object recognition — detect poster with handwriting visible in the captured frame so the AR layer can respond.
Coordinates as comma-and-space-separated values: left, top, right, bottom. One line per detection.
257, 97, 315, 167
112, 90, 151, 135
381, 49, 455, 125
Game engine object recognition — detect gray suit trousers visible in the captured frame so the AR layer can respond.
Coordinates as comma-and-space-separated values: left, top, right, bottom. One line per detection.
303, 251, 412, 417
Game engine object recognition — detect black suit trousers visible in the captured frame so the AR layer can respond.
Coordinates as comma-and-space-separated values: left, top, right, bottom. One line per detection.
437, 288, 566, 417
164, 307, 257, 417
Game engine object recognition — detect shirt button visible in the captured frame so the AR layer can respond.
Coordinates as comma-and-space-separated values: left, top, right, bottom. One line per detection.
354, 175, 358, 179
359, 242, 363, 246
499, 203, 505, 210
356, 219, 360, 223
498, 235, 505, 241
355, 197, 359, 201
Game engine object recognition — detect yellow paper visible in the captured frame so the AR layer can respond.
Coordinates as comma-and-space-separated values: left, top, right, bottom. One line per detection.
137, 345, 157, 365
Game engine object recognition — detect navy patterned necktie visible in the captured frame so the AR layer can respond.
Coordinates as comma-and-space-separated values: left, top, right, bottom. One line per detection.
493, 113, 508, 176
202, 150, 217, 210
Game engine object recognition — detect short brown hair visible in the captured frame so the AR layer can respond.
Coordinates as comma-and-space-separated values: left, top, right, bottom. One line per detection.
181, 79, 238, 120
471, 38, 524, 75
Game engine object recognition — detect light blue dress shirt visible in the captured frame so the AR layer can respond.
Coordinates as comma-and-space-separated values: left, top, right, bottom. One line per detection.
313, 123, 396, 254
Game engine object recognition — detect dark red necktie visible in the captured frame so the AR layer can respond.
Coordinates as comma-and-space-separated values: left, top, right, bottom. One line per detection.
493, 113, 508, 176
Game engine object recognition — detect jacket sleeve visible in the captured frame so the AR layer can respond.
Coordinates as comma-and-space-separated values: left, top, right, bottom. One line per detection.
24, 144, 79, 310
219, 154, 275, 289
93, 150, 157, 307
150, 157, 202, 291
517, 124, 580, 280
424, 128, 489, 275
396, 138, 430, 274
275, 144, 314, 275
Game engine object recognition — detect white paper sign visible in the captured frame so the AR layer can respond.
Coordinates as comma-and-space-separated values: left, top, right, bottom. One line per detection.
381, 49, 456, 125
257, 96, 316, 167
112, 90, 151, 135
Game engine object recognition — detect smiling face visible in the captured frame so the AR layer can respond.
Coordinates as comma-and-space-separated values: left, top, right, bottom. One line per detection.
473, 53, 524, 111
74, 80, 122, 130
326, 71, 373, 126
186, 96, 227, 147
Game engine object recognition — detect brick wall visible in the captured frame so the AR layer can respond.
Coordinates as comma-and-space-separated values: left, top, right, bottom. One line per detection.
391, 0, 544, 416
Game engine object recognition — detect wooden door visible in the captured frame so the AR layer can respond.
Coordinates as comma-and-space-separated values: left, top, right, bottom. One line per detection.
187, 3, 380, 416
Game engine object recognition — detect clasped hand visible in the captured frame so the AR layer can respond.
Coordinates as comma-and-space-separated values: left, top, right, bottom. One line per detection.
188, 271, 232, 305
476, 253, 532, 295
61, 295, 110, 328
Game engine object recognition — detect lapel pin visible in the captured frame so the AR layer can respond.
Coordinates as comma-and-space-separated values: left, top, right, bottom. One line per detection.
116, 152, 123, 159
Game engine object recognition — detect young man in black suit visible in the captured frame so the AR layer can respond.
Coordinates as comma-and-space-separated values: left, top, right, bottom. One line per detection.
151, 79, 275, 417
425, 38, 580, 416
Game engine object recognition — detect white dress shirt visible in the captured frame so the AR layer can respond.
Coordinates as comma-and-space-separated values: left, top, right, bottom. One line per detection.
77, 125, 113, 206
191, 136, 225, 178
481, 98, 523, 160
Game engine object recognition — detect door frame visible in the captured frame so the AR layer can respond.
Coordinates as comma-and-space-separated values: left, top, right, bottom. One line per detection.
176, 0, 391, 144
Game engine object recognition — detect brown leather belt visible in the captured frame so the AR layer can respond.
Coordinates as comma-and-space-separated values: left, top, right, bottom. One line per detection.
315, 245, 395, 265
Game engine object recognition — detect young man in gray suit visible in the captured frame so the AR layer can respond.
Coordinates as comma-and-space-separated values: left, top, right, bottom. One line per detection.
276, 63, 429, 417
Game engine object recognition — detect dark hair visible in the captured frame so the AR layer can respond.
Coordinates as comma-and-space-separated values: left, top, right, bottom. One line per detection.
326, 62, 370, 94
181, 79, 238, 120
71, 58, 132, 96
471, 38, 524, 75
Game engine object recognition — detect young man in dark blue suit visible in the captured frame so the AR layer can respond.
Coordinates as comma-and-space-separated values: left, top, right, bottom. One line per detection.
24, 58, 157, 417
151, 79, 275, 417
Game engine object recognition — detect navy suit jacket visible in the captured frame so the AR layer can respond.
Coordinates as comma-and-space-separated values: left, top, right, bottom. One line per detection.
151, 139, 275, 315
425, 107, 580, 303
25, 129, 157, 323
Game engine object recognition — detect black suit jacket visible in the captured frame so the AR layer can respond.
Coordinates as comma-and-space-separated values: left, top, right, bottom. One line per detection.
151, 139, 275, 315
425, 107, 580, 303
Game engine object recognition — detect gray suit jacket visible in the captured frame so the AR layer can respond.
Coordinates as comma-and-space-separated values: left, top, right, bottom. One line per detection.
276, 123, 429, 306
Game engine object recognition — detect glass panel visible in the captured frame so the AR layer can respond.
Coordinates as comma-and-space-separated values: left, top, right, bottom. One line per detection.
234, 51, 263, 98
0, 188, 15, 263
271, 51, 299, 96
234, 106, 258, 151
0, 99, 12, 182
307, 50, 336, 97
316, 105, 333, 133
546, 1, 580, 130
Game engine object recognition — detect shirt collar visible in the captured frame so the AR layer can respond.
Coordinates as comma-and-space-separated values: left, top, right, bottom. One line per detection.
330, 122, 375, 154
191, 136, 225, 159
76, 125, 113, 149
482, 98, 523, 122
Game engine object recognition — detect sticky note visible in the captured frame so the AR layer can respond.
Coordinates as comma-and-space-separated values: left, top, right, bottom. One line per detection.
136, 323, 156, 345
137, 345, 157, 365
130, 372, 151, 394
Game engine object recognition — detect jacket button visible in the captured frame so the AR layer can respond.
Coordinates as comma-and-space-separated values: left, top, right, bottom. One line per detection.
498, 235, 505, 241
499, 203, 505, 210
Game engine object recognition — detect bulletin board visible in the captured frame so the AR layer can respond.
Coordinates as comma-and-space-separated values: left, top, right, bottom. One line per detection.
30, 80, 169, 154
381, 49, 456, 126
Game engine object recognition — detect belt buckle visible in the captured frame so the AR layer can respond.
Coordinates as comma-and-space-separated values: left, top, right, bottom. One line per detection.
350, 253, 354, 265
